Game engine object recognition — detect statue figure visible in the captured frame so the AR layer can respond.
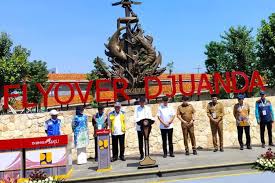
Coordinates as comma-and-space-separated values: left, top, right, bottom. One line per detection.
100, 1, 166, 90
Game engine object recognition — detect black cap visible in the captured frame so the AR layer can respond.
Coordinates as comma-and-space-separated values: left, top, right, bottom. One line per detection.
162, 96, 169, 102
76, 106, 84, 111
182, 95, 189, 101
98, 105, 104, 110
211, 94, 218, 98
139, 96, 146, 102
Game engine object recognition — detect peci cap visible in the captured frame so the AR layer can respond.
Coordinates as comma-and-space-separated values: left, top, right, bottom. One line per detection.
182, 95, 189, 101
162, 96, 169, 102
139, 96, 146, 102
98, 105, 104, 110
211, 94, 218, 98
50, 109, 59, 116
76, 106, 84, 111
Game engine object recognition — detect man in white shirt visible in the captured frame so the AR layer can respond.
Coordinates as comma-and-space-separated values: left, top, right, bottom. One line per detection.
109, 102, 126, 162
134, 96, 153, 160
157, 96, 176, 158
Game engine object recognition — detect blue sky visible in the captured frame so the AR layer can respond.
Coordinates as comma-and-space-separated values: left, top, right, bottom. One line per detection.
1, 0, 274, 74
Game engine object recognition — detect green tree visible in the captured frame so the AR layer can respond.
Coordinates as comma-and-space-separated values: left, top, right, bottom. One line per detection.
27, 60, 49, 110
257, 13, 275, 87
0, 32, 12, 58
88, 57, 109, 100
166, 61, 174, 75
0, 32, 30, 98
205, 41, 231, 99
0, 33, 48, 113
205, 41, 229, 73
204, 26, 258, 97
88, 57, 110, 79
222, 26, 257, 76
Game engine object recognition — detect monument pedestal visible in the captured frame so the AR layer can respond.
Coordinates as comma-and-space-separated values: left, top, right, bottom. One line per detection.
137, 119, 158, 169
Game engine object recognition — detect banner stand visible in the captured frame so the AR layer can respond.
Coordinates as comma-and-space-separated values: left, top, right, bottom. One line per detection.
0, 135, 71, 180
96, 129, 112, 172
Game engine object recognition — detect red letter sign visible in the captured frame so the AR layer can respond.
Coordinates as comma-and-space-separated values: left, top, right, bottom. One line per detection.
22, 84, 37, 108
113, 78, 130, 101
74, 81, 93, 104
179, 74, 195, 96
36, 83, 55, 107
96, 79, 112, 102
197, 74, 213, 95
54, 83, 75, 105
166, 75, 176, 98
213, 72, 231, 94
249, 71, 265, 92
145, 76, 162, 100
231, 71, 249, 93
3, 84, 21, 109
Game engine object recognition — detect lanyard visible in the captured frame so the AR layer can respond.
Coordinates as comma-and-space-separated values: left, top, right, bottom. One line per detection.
212, 103, 217, 111
51, 119, 58, 123
261, 100, 266, 106
96, 113, 105, 123
239, 104, 244, 110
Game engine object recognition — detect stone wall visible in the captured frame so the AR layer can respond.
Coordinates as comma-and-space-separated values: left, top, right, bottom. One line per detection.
1, 96, 275, 160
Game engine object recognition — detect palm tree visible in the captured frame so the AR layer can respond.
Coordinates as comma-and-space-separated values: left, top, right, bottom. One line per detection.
166, 61, 174, 75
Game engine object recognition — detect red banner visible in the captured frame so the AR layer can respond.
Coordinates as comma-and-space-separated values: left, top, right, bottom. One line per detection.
0, 138, 23, 150
0, 135, 68, 150
96, 129, 111, 135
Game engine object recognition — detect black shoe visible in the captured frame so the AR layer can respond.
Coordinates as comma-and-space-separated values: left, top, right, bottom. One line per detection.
185, 151, 190, 156
163, 154, 167, 158
170, 154, 175, 157
269, 143, 275, 146
111, 157, 118, 162
220, 148, 224, 152
139, 155, 144, 160
213, 149, 218, 152
247, 145, 252, 149
120, 156, 126, 161
262, 144, 265, 148
193, 150, 198, 155
240, 146, 244, 150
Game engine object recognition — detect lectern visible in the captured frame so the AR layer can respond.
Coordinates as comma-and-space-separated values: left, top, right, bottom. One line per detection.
137, 118, 158, 169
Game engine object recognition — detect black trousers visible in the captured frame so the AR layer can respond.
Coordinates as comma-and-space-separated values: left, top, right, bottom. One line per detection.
94, 136, 98, 159
137, 131, 144, 156
112, 134, 125, 158
237, 126, 251, 147
161, 129, 174, 155
260, 122, 273, 145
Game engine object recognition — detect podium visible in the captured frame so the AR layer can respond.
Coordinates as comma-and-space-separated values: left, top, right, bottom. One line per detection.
96, 129, 111, 172
137, 119, 158, 169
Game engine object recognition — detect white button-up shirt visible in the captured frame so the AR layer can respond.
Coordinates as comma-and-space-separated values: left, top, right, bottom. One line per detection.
113, 113, 123, 135
134, 105, 154, 131
157, 104, 175, 129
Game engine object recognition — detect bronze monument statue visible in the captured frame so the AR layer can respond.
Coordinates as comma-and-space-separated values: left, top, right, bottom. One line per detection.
97, 0, 166, 91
